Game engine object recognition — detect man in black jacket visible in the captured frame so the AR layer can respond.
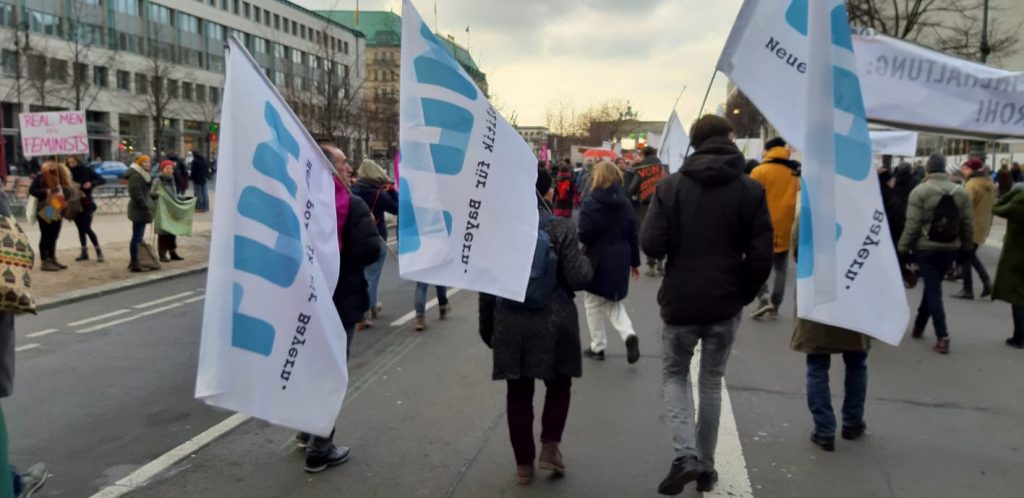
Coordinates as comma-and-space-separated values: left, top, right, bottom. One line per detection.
190, 152, 210, 212
630, 146, 668, 276
296, 144, 383, 474
640, 115, 773, 495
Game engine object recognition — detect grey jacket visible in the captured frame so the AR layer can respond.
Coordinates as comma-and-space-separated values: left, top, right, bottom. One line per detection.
898, 173, 973, 253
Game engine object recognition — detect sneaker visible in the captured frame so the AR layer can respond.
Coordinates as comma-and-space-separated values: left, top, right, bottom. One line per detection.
950, 290, 974, 300
696, 469, 719, 493
17, 462, 49, 498
516, 464, 534, 485
658, 455, 700, 495
933, 337, 950, 354
538, 441, 565, 474
582, 347, 605, 361
170, 253, 185, 261
625, 334, 640, 364
751, 302, 776, 320
40, 260, 60, 272
304, 445, 350, 473
1005, 338, 1023, 349
810, 432, 835, 452
355, 319, 373, 331
646, 266, 658, 278
841, 423, 867, 441
371, 303, 382, 320
439, 303, 451, 320
295, 432, 310, 448
414, 316, 426, 332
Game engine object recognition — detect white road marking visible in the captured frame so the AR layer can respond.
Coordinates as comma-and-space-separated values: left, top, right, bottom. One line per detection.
68, 309, 131, 327
691, 351, 754, 498
77, 302, 186, 334
133, 292, 195, 309
27, 329, 58, 338
183, 295, 206, 304
15, 343, 40, 352
389, 288, 462, 327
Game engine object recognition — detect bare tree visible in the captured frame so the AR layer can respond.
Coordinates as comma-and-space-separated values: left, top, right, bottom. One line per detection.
137, 24, 184, 154
63, 1, 119, 111
544, 97, 580, 137
846, 0, 1020, 63
726, 90, 769, 139
577, 99, 637, 143
23, 41, 65, 109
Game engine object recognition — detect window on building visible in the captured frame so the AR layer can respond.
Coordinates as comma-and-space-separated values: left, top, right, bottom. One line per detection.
275, 44, 286, 59
315, 31, 320, 44
50, 59, 68, 82
253, 6, 261, 23
116, 32, 144, 54
179, 13, 200, 34
117, 70, 131, 91
196, 84, 207, 102
291, 20, 297, 35
207, 22, 224, 41
292, 49, 302, 65
264, 13, 270, 27
210, 87, 220, 103
182, 82, 193, 101
73, 23, 105, 46
182, 48, 203, 68
135, 73, 149, 94
207, 54, 225, 73
168, 79, 179, 99
300, 25, 306, 39
147, 4, 171, 25
94, 66, 109, 88
114, 0, 140, 17
27, 55, 46, 81
243, 2, 250, 18
232, 0, 239, 15
0, 4, 14, 28
343, 41, 350, 55
1, 50, 18, 78
28, 10, 63, 37
253, 37, 267, 55
74, 62, 88, 85
274, 14, 280, 30
220, 0, 228, 11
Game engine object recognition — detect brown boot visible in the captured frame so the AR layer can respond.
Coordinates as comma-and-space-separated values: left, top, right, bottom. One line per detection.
933, 337, 950, 354
538, 441, 565, 475
414, 316, 426, 332
515, 464, 534, 485
52, 259, 67, 270
439, 303, 451, 320
41, 260, 60, 272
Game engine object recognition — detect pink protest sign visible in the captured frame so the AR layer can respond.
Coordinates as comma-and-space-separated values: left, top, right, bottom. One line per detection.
19, 111, 89, 157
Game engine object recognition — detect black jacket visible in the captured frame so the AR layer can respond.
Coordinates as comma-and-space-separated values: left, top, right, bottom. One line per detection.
627, 155, 666, 204
190, 154, 210, 185
333, 195, 384, 326
70, 165, 106, 202
352, 180, 398, 241
578, 184, 639, 301
640, 137, 774, 326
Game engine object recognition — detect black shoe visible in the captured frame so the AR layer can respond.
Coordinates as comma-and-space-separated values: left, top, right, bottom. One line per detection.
696, 469, 719, 492
911, 325, 925, 339
75, 248, 88, 261
305, 445, 350, 473
95, 248, 105, 263
980, 285, 992, 298
810, 432, 835, 452
295, 432, 310, 448
951, 290, 974, 300
1006, 338, 1024, 349
841, 423, 867, 440
582, 348, 605, 361
658, 455, 700, 495
170, 253, 185, 261
625, 335, 640, 364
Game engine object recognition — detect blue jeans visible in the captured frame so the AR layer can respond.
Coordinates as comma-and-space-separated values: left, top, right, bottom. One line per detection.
414, 283, 448, 317
364, 245, 387, 309
915, 250, 957, 339
757, 251, 789, 308
806, 352, 868, 438
129, 222, 147, 264
194, 182, 209, 211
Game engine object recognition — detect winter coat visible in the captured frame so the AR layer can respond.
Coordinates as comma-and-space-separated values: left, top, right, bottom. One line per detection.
881, 183, 905, 246
640, 136, 774, 326
70, 164, 106, 206
898, 173, 973, 254
750, 146, 800, 254
552, 170, 576, 212
190, 154, 210, 185
997, 169, 1015, 196
964, 172, 996, 245
479, 204, 593, 380
578, 184, 640, 301
791, 318, 872, 354
125, 166, 155, 224
991, 190, 1024, 306
352, 179, 398, 241
333, 194, 384, 326
627, 155, 667, 205
893, 165, 919, 209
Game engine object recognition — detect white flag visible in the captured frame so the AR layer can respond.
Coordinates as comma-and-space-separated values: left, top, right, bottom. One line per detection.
658, 110, 691, 174
869, 130, 919, 156
398, 0, 538, 301
718, 0, 909, 345
195, 36, 347, 436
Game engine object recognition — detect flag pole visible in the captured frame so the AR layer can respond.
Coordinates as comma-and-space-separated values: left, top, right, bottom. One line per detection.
671, 84, 688, 111
683, 72, 719, 157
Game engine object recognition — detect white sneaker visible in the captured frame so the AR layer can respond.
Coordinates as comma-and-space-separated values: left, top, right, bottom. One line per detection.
18, 463, 49, 498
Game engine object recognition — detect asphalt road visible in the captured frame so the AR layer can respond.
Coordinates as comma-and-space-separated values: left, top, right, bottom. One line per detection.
4, 236, 1023, 497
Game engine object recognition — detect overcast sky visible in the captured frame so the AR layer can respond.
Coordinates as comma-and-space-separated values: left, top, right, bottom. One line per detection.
294, 0, 742, 127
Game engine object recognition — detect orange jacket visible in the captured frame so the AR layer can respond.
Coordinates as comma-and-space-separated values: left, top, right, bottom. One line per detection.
751, 147, 800, 253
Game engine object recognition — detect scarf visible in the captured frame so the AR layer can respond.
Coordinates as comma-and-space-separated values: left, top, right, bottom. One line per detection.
129, 164, 152, 184
334, 176, 351, 254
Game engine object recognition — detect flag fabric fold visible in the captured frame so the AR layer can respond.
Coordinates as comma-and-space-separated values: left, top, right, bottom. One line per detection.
658, 110, 691, 174
398, 0, 538, 302
717, 0, 909, 345
195, 36, 347, 436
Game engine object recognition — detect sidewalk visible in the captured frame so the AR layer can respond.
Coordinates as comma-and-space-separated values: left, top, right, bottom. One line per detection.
22, 202, 213, 307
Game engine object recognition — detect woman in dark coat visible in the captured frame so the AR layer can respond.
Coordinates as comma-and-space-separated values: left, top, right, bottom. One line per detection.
578, 161, 641, 364
992, 186, 1024, 348
350, 159, 397, 329
68, 156, 106, 262
125, 155, 155, 272
478, 170, 592, 485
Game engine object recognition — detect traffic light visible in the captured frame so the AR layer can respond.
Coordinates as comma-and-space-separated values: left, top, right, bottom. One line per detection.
209, 122, 219, 143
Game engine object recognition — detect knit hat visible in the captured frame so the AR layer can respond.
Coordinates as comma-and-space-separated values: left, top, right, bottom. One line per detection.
964, 158, 983, 172
925, 153, 946, 173
357, 159, 391, 185
159, 159, 175, 170
134, 155, 151, 166
536, 168, 553, 195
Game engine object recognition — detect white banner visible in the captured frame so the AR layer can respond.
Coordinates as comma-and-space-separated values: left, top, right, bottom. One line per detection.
19, 111, 88, 157
195, 36, 347, 436
869, 130, 919, 156
854, 32, 1024, 138
658, 110, 691, 174
718, 0, 909, 345
398, 0, 537, 301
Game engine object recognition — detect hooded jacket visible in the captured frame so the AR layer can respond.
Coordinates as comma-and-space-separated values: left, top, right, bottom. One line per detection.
964, 170, 997, 245
751, 146, 801, 254
640, 137, 774, 326
578, 183, 640, 301
333, 194, 384, 326
898, 173, 974, 254
992, 189, 1024, 306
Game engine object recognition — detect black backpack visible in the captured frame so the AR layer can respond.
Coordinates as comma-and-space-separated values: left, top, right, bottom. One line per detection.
500, 214, 559, 310
926, 192, 961, 243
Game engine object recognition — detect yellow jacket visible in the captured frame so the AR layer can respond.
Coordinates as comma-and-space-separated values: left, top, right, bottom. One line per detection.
751, 147, 800, 253
964, 172, 997, 245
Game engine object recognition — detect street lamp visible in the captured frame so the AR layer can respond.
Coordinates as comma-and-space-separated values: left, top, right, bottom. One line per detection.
980, 0, 991, 63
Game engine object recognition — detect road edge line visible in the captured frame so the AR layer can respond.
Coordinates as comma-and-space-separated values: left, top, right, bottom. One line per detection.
37, 264, 209, 312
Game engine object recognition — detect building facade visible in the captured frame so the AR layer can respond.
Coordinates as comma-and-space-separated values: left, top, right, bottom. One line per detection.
0, 0, 366, 168
515, 125, 548, 157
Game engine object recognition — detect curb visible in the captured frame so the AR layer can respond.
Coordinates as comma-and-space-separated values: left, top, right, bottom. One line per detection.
36, 264, 210, 312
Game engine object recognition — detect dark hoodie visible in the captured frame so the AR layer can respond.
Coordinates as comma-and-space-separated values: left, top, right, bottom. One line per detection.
640, 136, 774, 326
893, 162, 918, 208
578, 183, 640, 301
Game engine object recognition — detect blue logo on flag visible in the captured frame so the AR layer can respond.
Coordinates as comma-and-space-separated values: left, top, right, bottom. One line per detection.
232, 103, 303, 356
